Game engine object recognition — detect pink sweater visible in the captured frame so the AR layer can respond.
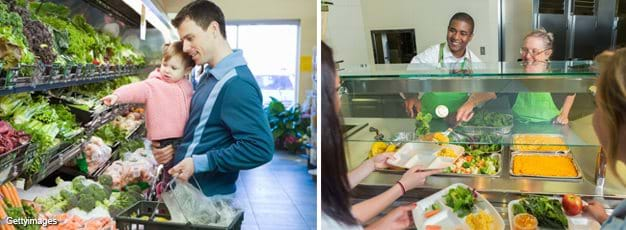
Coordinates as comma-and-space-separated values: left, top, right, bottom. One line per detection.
113, 68, 193, 141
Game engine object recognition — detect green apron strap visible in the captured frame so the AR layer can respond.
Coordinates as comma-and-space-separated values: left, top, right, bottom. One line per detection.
438, 42, 446, 68
512, 93, 560, 123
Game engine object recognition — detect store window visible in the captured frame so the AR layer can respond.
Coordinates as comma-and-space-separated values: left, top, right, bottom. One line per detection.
226, 21, 300, 107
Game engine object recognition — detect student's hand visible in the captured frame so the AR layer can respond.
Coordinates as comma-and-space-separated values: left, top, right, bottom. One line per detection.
585, 200, 609, 223
366, 203, 415, 230
404, 97, 421, 118
169, 157, 194, 181
555, 112, 569, 125
584, 200, 609, 224
101, 95, 119, 106
456, 102, 475, 122
399, 165, 442, 191
370, 153, 395, 170
152, 142, 174, 164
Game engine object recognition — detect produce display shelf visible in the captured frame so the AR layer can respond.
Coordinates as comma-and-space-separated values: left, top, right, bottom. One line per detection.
0, 64, 143, 97
57, 123, 145, 180
0, 74, 129, 97
32, 143, 84, 185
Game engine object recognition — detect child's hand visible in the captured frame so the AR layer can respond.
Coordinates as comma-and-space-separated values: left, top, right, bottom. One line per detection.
101, 95, 119, 106
169, 157, 194, 181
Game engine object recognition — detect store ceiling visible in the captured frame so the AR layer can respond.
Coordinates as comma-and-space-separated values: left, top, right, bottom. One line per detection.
84, 0, 153, 28
152, 0, 194, 18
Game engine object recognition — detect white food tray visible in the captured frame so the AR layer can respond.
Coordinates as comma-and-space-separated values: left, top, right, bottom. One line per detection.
387, 143, 464, 169
413, 183, 505, 230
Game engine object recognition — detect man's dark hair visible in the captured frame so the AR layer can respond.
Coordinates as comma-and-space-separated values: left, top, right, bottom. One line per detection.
448, 12, 475, 34
172, 0, 227, 39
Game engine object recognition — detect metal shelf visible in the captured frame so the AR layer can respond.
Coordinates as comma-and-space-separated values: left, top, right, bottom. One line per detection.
1, 75, 122, 96
33, 121, 145, 186
0, 64, 143, 97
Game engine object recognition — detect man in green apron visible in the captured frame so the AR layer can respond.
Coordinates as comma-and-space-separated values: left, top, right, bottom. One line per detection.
404, 12, 486, 119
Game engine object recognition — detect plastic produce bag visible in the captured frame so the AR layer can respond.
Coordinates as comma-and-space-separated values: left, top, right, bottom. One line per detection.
83, 136, 112, 173
161, 178, 241, 227
103, 147, 156, 189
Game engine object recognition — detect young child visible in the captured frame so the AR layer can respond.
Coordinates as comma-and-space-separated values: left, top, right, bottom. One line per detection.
101, 41, 194, 181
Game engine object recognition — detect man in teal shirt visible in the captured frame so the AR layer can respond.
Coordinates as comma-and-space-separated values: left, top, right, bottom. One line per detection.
155, 0, 274, 196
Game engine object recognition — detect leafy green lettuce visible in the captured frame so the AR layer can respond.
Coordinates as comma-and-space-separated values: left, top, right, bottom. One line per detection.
444, 186, 475, 218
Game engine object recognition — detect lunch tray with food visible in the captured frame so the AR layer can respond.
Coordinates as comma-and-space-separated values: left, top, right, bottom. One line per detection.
386, 143, 464, 169
511, 134, 570, 153
509, 152, 582, 179
508, 196, 600, 230
413, 183, 505, 230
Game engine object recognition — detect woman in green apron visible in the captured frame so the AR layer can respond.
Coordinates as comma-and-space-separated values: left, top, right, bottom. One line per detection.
512, 29, 575, 124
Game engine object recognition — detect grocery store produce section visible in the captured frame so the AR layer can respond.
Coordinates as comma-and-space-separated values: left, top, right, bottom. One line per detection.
0, 1, 242, 229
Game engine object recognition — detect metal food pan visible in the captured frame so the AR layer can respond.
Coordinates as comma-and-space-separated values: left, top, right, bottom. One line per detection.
509, 152, 582, 179
510, 134, 570, 153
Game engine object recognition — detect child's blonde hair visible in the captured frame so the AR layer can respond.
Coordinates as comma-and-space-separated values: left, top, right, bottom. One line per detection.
595, 48, 626, 185
162, 41, 194, 69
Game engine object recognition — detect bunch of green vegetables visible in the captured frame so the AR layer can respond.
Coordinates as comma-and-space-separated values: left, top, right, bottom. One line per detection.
415, 112, 432, 137
462, 133, 503, 153
463, 111, 513, 127
0, 93, 83, 176
444, 186, 476, 217
0, 1, 35, 67
35, 176, 112, 213
29, 2, 144, 65
512, 195, 569, 229
95, 123, 127, 145
117, 138, 145, 155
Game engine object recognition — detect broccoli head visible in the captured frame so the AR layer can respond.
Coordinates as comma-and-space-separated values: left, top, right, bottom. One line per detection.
86, 184, 108, 201
67, 196, 80, 212
60, 189, 74, 200
71, 176, 87, 192
98, 175, 113, 188
77, 193, 96, 212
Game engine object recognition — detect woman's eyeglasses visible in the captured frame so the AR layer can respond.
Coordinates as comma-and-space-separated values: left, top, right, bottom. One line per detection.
520, 48, 551, 57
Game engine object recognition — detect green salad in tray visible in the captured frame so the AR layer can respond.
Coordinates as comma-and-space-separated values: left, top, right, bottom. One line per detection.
512, 195, 569, 229
444, 186, 476, 218
444, 149, 499, 175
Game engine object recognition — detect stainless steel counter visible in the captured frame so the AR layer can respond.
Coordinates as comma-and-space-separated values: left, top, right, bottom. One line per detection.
343, 116, 626, 201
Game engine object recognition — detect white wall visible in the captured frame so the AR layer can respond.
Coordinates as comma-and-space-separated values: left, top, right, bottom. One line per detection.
212, 0, 316, 104
325, 0, 370, 66
326, 0, 500, 65
503, 0, 533, 62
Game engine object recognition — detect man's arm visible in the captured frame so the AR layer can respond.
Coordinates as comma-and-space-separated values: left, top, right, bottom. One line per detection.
192, 80, 274, 173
